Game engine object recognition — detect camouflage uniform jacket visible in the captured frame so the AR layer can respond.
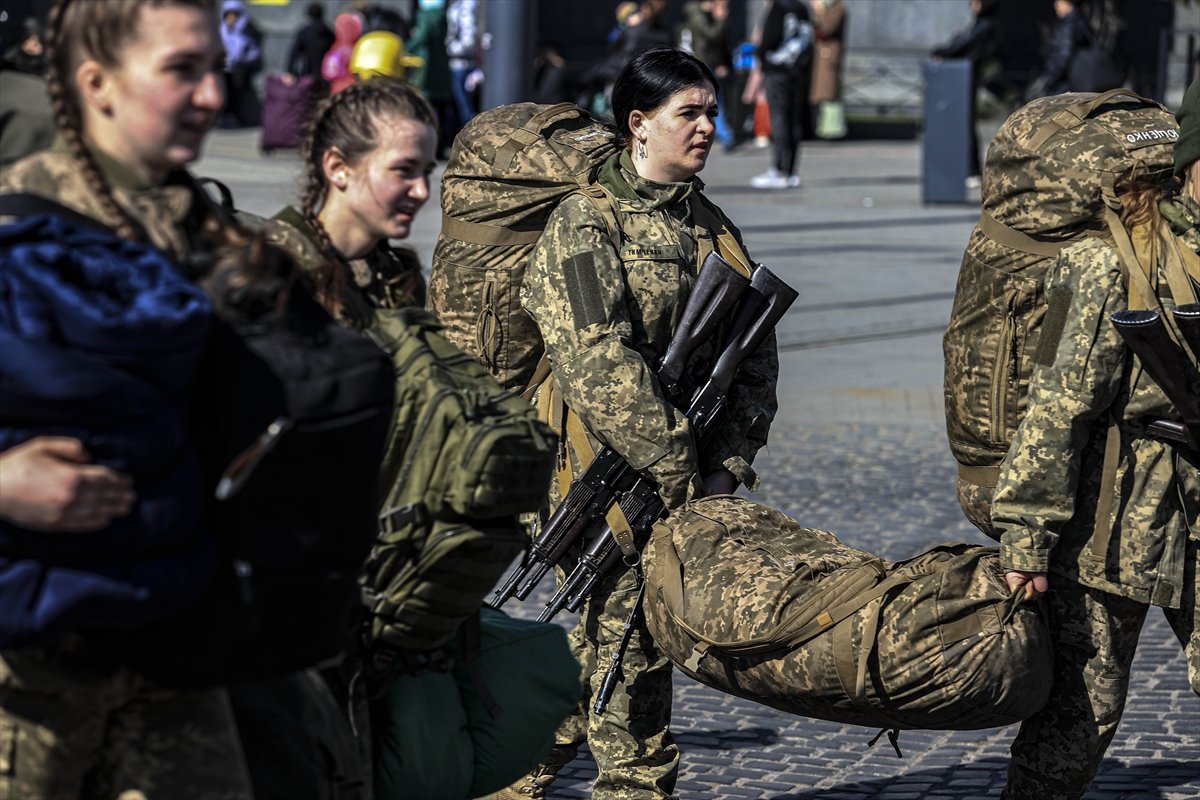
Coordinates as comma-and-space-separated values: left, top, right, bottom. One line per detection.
247, 205, 427, 316
992, 197, 1200, 609
1, 139, 210, 260
522, 150, 779, 509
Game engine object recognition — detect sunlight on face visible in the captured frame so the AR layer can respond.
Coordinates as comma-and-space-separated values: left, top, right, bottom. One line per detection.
343, 117, 438, 245
637, 82, 718, 183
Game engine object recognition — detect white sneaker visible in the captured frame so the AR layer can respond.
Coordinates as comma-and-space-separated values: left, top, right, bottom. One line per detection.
965, 175, 982, 190
751, 169, 789, 190
786, 175, 801, 188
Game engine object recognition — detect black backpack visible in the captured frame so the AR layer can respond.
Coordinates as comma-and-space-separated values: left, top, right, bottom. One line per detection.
0, 192, 395, 686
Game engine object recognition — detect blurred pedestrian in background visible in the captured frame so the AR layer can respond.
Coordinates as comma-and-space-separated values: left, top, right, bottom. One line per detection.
1024, 0, 1120, 99
323, 12, 364, 94
680, 0, 737, 151
810, 0, 848, 140
446, 0, 481, 128
219, 0, 263, 127
931, 0, 1001, 185
751, 0, 813, 190
286, 1, 334, 80
2, 17, 45, 76
407, 0, 456, 153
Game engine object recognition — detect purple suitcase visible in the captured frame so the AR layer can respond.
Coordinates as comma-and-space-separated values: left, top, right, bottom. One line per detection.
260, 74, 321, 152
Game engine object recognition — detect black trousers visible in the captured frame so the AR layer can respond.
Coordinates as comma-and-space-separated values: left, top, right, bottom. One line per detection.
763, 71, 806, 176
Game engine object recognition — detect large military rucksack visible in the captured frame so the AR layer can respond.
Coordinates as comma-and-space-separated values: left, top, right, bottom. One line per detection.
942, 89, 1179, 537
643, 496, 1053, 732
360, 307, 558, 652
428, 102, 622, 391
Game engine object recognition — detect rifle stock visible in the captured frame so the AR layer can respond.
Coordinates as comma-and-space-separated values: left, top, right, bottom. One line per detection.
1173, 303, 1200, 363
491, 253, 751, 607
1110, 309, 1200, 451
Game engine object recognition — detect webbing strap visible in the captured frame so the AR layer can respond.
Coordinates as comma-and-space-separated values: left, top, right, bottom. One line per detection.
1091, 420, 1124, 560
690, 194, 753, 277
493, 103, 582, 170
978, 210, 1067, 258
440, 215, 544, 247
1026, 89, 1158, 152
957, 462, 1001, 488
1103, 207, 1159, 312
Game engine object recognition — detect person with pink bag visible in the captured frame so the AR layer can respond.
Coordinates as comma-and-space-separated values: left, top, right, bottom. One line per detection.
322, 11, 364, 94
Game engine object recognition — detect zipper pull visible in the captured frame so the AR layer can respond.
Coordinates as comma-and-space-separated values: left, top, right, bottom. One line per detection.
216, 416, 294, 501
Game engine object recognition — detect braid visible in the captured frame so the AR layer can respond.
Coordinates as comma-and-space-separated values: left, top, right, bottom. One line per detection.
45, 0, 137, 239
300, 79, 436, 324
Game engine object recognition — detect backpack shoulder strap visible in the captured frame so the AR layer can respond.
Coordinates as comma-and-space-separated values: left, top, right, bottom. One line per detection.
0, 192, 113, 233
690, 193, 754, 278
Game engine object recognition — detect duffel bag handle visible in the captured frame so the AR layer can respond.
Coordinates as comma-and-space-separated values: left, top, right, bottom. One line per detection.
494, 103, 590, 170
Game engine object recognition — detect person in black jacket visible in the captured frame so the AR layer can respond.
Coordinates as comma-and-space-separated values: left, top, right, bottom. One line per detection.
751, 0, 813, 190
1026, 0, 1091, 99
931, 0, 1001, 182
287, 2, 334, 79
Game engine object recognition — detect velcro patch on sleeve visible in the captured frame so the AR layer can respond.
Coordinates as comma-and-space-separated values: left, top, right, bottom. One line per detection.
1033, 286, 1073, 367
562, 251, 607, 328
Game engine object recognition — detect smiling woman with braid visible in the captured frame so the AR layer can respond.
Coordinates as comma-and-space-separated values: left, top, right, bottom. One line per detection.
255, 77, 438, 324
0, 1, 257, 797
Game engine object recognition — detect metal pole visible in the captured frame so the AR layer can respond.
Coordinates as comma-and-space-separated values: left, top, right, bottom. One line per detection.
482, 0, 534, 110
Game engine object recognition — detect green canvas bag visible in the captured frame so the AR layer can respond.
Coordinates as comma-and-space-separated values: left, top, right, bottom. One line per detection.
643, 496, 1054, 732
373, 606, 581, 800
942, 89, 1178, 537
360, 308, 558, 652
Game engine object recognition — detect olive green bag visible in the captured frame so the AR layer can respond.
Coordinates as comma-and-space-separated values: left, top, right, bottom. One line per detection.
360, 308, 558, 651
644, 497, 1054, 732
429, 102, 622, 391
942, 89, 1178, 537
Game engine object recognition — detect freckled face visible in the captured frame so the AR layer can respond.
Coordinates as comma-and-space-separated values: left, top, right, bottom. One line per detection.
634, 82, 718, 183
342, 117, 438, 243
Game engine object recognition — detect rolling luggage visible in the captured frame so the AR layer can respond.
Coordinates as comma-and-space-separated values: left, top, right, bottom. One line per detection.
260, 73, 320, 153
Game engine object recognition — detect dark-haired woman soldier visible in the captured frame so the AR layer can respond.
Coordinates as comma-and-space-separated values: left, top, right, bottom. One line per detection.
494, 46, 780, 800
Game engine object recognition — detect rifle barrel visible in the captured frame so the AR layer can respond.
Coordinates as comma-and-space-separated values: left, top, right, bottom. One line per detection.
1110, 309, 1200, 450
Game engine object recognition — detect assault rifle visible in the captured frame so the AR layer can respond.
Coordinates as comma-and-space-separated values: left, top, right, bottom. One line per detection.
1110, 305, 1200, 453
490, 252, 753, 607
538, 265, 799, 623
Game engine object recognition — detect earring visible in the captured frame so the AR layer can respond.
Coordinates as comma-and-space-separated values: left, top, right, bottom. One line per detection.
636, 139, 647, 160
334, 170, 347, 189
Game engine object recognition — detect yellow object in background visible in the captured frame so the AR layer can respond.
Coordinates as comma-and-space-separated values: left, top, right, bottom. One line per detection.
350, 32, 425, 82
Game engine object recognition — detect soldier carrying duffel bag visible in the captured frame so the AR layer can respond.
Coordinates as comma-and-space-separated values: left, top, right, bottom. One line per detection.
642, 495, 1054, 739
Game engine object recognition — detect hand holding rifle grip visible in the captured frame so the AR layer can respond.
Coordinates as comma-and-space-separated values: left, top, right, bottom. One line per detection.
1110, 309, 1200, 451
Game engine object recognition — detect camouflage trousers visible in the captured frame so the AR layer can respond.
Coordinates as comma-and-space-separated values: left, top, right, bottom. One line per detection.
547, 561, 679, 800
1002, 539, 1198, 800
0, 636, 253, 800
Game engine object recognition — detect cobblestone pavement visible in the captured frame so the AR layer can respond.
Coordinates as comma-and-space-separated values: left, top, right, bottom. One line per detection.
196, 128, 1199, 800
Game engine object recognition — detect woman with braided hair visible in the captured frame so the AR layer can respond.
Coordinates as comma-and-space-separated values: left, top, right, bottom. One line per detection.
0, 0, 256, 796
256, 76, 437, 323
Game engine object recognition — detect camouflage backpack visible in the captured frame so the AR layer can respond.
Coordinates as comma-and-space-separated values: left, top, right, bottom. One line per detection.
943, 89, 1178, 538
360, 307, 558, 652
429, 102, 622, 391
643, 496, 1053, 732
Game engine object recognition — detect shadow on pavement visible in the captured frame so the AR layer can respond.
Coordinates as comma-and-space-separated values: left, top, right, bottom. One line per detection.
673, 726, 782, 750
763, 757, 1200, 800
736, 215, 979, 234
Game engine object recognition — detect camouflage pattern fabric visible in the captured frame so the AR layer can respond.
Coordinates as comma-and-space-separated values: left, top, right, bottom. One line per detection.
0, 144, 254, 799
992, 198, 1200, 798
992, 201, 1200, 609
429, 103, 622, 391
1002, 553, 1197, 800
943, 91, 1178, 538
523, 150, 778, 508
517, 151, 778, 798
643, 496, 1054, 730
1, 142, 204, 261
0, 637, 251, 800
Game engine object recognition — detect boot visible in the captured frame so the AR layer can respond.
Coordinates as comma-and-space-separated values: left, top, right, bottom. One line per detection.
482, 744, 577, 800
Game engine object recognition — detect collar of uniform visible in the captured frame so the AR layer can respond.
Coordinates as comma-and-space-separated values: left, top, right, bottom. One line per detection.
597, 149, 701, 210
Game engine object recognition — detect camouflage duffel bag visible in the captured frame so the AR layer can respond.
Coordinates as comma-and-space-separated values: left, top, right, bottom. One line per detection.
643, 496, 1053, 731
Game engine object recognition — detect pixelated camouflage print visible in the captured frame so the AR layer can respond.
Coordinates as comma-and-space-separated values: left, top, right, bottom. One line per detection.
1, 146, 198, 262
943, 93, 1179, 530
992, 227, 1200, 610
0, 638, 252, 800
641, 496, 1054, 730
522, 152, 778, 510
430, 103, 622, 391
